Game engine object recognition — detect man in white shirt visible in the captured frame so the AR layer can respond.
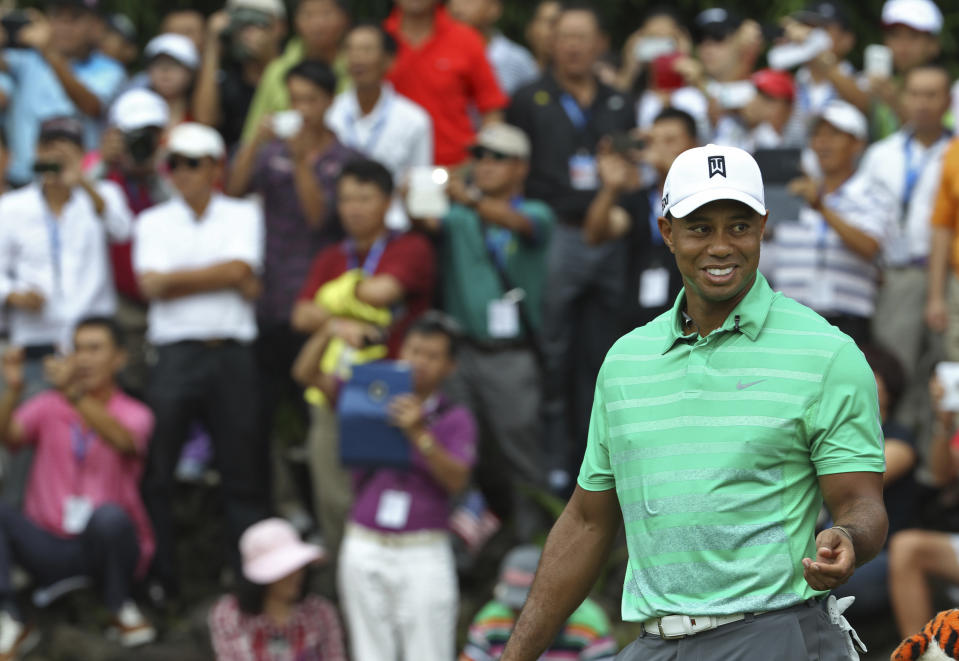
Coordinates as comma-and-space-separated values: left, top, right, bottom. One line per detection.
134, 122, 268, 598
0, 117, 132, 389
325, 23, 433, 230
859, 61, 952, 426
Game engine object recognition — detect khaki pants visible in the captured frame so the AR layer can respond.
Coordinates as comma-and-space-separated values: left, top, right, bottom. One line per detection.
947, 273, 959, 362
306, 404, 353, 557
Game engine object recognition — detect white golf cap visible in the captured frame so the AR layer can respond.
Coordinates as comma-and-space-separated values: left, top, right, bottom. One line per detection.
227, 0, 287, 18
662, 145, 766, 219
109, 89, 169, 132
473, 123, 531, 159
145, 33, 200, 71
881, 0, 942, 34
167, 122, 225, 159
814, 99, 868, 140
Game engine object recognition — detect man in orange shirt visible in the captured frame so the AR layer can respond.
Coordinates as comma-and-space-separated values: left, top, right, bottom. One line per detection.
925, 138, 959, 359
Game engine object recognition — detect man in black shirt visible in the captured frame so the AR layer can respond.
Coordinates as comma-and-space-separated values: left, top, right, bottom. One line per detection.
506, 3, 633, 490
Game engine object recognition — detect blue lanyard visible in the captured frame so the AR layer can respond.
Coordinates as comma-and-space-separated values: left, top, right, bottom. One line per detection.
559, 93, 590, 130
70, 422, 96, 465
44, 209, 62, 295
345, 90, 392, 154
345, 234, 390, 275
648, 189, 663, 245
901, 132, 948, 210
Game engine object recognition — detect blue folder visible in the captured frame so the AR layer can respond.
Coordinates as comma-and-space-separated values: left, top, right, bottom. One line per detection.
338, 362, 413, 469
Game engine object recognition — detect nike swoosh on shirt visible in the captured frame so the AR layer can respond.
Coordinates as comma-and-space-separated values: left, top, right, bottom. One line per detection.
736, 379, 766, 390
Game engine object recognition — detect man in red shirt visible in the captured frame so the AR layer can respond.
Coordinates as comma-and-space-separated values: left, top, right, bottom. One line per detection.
291, 158, 435, 558
384, 0, 507, 166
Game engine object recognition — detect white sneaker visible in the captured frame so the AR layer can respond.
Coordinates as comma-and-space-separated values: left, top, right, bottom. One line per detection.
0, 611, 38, 660
109, 601, 156, 647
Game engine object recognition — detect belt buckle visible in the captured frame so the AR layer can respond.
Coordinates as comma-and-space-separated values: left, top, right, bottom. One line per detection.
657, 616, 690, 639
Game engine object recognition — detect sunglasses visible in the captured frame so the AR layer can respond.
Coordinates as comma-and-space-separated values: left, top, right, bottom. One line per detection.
470, 146, 513, 162
166, 155, 204, 171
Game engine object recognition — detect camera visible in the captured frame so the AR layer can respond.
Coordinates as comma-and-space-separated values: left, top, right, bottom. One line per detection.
220, 8, 272, 60
124, 128, 162, 165
1, 11, 31, 47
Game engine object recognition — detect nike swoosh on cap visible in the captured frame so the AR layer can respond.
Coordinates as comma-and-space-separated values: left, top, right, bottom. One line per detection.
736, 379, 766, 390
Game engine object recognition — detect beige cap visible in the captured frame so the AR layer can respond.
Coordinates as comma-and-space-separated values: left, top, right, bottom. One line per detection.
226, 0, 287, 19
473, 123, 531, 159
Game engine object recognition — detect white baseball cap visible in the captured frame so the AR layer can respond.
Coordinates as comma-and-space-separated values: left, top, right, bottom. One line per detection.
145, 33, 200, 71
814, 99, 868, 140
109, 89, 169, 132
227, 0, 286, 18
167, 122, 226, 159
662, 145, 766, 219
240, 518, 325, 585
881, 0, 943, 34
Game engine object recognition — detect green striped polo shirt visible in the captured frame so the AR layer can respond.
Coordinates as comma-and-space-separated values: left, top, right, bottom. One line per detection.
578, 272, 885, 622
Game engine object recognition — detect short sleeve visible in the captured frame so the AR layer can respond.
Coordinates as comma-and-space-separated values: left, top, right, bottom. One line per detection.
519, 200, 556, 246
77, 57, 126, 108
577, 364, 615, 491
112, 398, 154, 456
465, 32, 508, 114
208, 595, 255, 661
97, 180, 133, 242
839, 177, 895, 242
809, 342, 886, 476
296, 247, 340, 302
132, 212, 164, 274
434, 405, 477, 468
12, 393, 57, 446
376, 234, 436, 299
221, 202, 264, 269
931, 143, 959, 230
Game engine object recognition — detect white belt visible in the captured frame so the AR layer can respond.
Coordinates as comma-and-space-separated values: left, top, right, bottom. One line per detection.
641, 613, 748, 639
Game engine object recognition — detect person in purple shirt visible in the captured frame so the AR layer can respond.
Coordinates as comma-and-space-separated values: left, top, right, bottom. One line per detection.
337, 312, 477, 661
228, 59, 360, 526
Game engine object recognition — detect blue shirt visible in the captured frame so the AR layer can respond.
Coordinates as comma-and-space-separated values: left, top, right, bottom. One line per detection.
1, 49, 126, 184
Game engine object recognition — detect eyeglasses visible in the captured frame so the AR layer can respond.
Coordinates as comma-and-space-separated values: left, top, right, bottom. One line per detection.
166, 155, 204, 171
470, 146, 513, 162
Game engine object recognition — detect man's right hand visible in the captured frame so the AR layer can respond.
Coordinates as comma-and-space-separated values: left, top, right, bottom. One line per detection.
926, 297, 948, 333
6, 290, 45, 311
330, 318, 383, 349
1, 347, 26, 392
596, 142, 638, 193
206, 10, 231, 45
253, 116, 276, 147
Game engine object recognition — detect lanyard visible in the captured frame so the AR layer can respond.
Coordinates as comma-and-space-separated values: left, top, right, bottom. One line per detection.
44, 209, 62, 296
648, 189, 663, 245
901, 132, 949, 211
345, 90, 393, 154
345, 233, 390, 275
559, 93, 590, 130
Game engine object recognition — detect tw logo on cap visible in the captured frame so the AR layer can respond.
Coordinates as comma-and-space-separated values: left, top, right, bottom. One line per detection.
708, 155, 727, 178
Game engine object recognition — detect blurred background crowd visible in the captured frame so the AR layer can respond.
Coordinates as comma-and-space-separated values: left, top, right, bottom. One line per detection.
0, 0, 957, 658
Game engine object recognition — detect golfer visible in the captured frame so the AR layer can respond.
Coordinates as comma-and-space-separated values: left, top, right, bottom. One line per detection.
501, 145, 888, 661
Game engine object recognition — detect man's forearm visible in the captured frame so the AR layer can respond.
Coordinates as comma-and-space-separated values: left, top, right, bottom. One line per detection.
192, 41, 223, 127
820, 207, 879, 260
43, 49, 101, 117
583, 187, 621, 245
79, 179, 105, 216
928, 227, 953, 303
72, 395, 137, 455
833, 497, 888, 567
501, 488, 621, 661
293, 159, 326, 228
477, 198, 534, 237
0, 386, 22, 446
153, 261, 252, 300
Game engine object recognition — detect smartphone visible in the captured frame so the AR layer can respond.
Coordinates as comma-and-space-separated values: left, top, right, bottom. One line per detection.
937, 362, 959, 412
766, 28, 833, 70
406, 166, 449, 219
610, 132, 646, 154
864, 44, 893, 79
1, 11, 31, 47
272, 110, 303, 139
652, 53, 685, 92
633, 36, 676, 63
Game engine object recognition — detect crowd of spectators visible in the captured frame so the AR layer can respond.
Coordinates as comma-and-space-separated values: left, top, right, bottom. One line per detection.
0, 0, 957, 657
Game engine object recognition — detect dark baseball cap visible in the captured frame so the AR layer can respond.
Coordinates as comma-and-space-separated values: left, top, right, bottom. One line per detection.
38, 116, 84, 146
106, 13, 137, 43
694, 8, 744, 42
793, 1, 851, 30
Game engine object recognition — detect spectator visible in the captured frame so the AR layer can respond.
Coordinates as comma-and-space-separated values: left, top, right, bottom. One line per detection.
448, 0, 539, 97
927, 139, 959, 363
460, 545, 617, 661
159, 9, 206, 53
230, 61, 360, 517
832, 345, 917, 621
0, 317, 156, 655
0, 117, 132, 380
209, 518, 346, 660
144, 33, 199, 128
94, 89, 175, 396
326, 23, 433, 231
742, 69, 802, 150
337, 312, 476, 661
888, 374, 959, 637
859, 61, 951, 429
193, 0, 288, 151
134, 123, 268, 599
241, 0, 351, 144
770, 101, 895, 344
507, 3, 633, 491
0, 129, 8, 194
524, 0, 560, 72
420, 124, 553, 540
384, 0, 507, 166
0, 0, 126, 187
583, 108, 694, 332
291, 158, 435, 562
100, 14, 138, 70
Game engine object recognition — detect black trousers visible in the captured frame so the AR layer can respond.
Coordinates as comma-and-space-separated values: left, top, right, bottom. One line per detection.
143, 341, 269, 590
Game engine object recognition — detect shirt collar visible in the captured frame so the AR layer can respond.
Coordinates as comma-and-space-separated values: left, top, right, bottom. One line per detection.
660, 271, 775, 354
347, 82, 395, 119
385, 5, 452, 43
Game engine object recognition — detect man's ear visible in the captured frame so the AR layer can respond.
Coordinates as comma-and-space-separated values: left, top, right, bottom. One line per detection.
657, 216, 675, 253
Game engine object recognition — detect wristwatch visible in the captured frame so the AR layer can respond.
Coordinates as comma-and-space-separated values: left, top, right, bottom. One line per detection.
414, 431, 436, 456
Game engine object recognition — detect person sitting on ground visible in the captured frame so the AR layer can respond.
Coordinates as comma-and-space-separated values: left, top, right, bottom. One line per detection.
0, 317, 157, 657
209, 517, 347, 660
